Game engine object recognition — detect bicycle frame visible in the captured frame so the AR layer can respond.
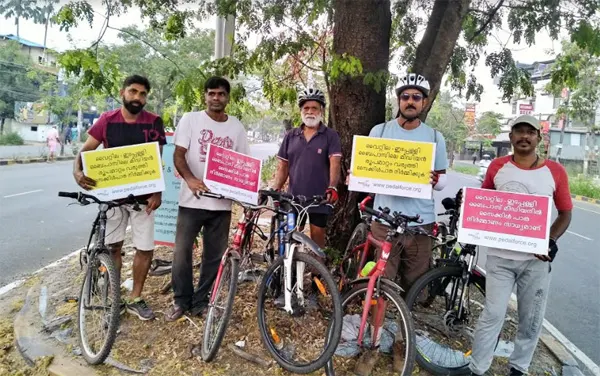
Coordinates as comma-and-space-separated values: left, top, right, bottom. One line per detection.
209, 207, 261, 305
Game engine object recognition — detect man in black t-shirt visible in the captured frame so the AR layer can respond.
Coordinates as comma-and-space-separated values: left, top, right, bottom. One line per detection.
72, 75, 166, 321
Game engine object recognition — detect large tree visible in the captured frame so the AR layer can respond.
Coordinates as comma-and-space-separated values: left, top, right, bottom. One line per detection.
476, 111, 503, 136
427, 91, 470, 167
54, 0, 600, 247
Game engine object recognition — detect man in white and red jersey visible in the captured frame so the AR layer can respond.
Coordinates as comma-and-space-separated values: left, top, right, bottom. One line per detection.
469, 115, 572, 376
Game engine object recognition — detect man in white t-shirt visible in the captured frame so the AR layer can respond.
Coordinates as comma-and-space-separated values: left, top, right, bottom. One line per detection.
165, 76, 250, 321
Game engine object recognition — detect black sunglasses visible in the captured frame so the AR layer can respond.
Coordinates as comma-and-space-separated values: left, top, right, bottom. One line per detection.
400, 93, 423, 102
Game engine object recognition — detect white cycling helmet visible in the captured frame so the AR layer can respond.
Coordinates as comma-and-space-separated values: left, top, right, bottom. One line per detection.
298, 88, 326, 108
395, 73, 431, 98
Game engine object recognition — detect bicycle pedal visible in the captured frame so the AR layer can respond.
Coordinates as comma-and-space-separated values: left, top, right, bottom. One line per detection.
250, 253, 267, 264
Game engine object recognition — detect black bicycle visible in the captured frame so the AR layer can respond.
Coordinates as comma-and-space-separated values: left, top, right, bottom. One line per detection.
58, 191, 146, 365
404, 190, 489, 375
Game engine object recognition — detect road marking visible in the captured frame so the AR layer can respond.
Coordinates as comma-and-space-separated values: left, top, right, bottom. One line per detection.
566, 230, 593, 241
3, 189, 43, 198
574, 204, 600, 215
0, 280, 25, 296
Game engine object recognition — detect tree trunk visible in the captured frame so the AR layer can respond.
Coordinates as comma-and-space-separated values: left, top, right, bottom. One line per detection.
327, 0, 392, 250
412, 0, 471, 119
16, 17, 20, 40
0, 117, 5, 135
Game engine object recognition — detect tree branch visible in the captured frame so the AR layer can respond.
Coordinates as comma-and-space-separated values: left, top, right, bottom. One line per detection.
468, 0, 505, 43
106, 25, 184, 74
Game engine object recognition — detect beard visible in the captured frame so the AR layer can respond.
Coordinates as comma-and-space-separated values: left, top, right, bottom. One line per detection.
302, 113, 322, 128
123, 97, 145, 115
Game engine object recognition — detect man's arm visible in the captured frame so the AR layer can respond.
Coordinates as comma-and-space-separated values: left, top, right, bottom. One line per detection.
550, 210, 572, 241
272, 159, 289, 190
329, 156, 341, 187
174, 146, 208, 195
73, 135, 102, 190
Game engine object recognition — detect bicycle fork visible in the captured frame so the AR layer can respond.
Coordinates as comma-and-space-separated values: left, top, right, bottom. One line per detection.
282, 243, 306, 314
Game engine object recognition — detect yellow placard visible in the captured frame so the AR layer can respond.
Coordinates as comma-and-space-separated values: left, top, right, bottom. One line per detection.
82, 142, 162, 189
351, 136, 434, 184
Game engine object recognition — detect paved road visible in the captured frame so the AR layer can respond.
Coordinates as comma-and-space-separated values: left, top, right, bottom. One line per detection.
0, 143, 280, 288
436, 171, 600, 368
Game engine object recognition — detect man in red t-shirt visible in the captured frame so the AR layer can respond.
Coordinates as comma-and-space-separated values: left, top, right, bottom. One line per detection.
469, 115, 572, 376
72, 75, 166, 321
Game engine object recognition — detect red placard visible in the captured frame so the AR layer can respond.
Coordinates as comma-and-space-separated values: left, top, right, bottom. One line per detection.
203, 144, 262, 204
457, 187, 552, 254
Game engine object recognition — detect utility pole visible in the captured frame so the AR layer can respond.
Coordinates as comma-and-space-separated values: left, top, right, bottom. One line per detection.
556, 88, 570, 163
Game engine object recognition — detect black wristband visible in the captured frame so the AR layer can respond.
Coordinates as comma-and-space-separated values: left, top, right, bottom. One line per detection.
548, 238, 558, 262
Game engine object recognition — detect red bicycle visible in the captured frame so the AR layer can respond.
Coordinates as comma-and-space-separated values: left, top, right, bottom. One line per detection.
199, 191, 269, 361
325, 195, 418, 375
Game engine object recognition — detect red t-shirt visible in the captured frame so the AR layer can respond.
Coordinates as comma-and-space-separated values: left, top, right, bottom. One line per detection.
88, 109, 166, 148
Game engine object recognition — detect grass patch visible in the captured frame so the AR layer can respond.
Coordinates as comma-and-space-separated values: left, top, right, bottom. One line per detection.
570, 176, 600, 199
10, 299, 24, 314
0, 132, 24, 146
452, 165, 479, 175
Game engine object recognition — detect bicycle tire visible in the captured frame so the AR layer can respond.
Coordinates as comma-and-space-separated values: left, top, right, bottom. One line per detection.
325, 281, 416, 376
341, 222, 369, 284
404, 265, 485, 375
78, 252, 121, 365
257, 251, 343, 374
201, 254, 239, 362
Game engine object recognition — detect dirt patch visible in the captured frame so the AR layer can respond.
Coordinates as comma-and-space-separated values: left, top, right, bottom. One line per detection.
0, 204, 565, 375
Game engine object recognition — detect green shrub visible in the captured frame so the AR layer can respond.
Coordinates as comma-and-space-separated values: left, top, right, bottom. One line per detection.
261, 155, 278, 184
569, 176, 600, 199
0, 132, 24, 146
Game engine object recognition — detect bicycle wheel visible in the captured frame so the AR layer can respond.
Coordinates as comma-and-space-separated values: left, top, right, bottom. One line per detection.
77, 252, 121, 365
201, 253, 239, 361
404, 266, 486, 375
257, 251, 342, 374
340, 222, 369, 287
325, 281, 416, 375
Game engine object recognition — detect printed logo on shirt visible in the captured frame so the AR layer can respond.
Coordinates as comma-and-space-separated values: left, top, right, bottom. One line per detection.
197, 129, 234, 162
317, 148, 323, 154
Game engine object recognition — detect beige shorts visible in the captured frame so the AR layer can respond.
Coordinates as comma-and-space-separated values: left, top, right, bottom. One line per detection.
105, 205, 155, 251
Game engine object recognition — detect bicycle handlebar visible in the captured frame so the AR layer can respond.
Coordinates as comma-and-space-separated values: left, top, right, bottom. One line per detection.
58, 191, 148, 206
358, 195, 422, 226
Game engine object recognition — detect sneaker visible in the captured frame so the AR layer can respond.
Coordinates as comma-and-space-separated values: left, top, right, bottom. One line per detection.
126, 298, 155, 321
510, 368, 524, 376
354, 349, 379, 376
119, 299, 126, 315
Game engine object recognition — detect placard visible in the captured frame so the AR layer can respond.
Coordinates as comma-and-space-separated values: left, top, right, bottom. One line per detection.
154, 133, 179, 246
203, 144, 262, 205
82, 142, 165, 201
457, 187, 552, 254
348, 135, 435, 199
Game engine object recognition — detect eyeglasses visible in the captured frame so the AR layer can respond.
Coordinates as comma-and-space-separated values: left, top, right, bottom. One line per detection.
400, 93, 423, 102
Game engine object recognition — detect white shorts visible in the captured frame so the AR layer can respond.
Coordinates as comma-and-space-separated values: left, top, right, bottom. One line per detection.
105, 205, 155, 251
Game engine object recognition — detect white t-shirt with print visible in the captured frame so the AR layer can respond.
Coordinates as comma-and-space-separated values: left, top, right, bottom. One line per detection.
174, 111, 250, 211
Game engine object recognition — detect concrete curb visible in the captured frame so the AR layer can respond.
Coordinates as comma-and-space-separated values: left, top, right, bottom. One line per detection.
571, 194, 600, 206
0, 156, 75, 166
14, 285, 93, 376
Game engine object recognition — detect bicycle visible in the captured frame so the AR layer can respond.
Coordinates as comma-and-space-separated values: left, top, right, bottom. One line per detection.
199, 191, 272, 362
58, 191, 146, 365
325, 195, 417, 376
199, 190, 343, 374
404, 189, 489, 375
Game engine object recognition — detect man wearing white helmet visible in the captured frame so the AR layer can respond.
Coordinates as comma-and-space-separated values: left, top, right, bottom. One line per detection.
272, 88, 342, 248
354, 73, 449, 375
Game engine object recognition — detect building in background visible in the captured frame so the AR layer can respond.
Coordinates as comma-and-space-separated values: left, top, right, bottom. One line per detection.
0, 33, 58, 70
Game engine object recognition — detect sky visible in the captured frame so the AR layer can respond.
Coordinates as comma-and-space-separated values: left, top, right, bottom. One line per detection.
0, 2, 568, 115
